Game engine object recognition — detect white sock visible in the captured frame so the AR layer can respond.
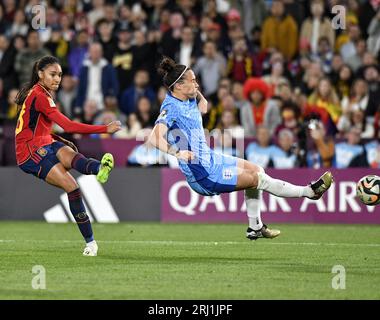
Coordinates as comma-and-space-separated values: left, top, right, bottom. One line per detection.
257, 172, 314, 198
245, 188, 263, 231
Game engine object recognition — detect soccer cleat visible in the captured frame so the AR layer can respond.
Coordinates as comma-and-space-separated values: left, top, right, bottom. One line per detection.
308, 171, 334, 200
246, 224, 281, 240
96, 153, 114, 184
83, 240, 98, 256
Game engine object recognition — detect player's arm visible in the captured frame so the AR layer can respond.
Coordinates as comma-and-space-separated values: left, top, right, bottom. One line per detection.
48, 109, 121, 134
148, 123, 194, 161
37, 95, 121, 134
196, 90, 208, 114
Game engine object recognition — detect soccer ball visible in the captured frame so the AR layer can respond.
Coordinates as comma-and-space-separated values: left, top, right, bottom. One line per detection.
356, 175, 380, 206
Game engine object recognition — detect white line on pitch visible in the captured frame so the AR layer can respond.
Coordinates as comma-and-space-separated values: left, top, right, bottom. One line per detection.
0, 239, 379, 247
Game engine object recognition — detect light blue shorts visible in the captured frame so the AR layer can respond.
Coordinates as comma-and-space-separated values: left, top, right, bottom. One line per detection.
188, 153, 238, 196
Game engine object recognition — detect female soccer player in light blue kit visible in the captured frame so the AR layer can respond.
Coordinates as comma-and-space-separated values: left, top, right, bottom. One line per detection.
149, 57, 333, 240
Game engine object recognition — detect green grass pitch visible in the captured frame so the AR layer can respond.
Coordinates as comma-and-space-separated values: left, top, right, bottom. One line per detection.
0, 222, 379, 300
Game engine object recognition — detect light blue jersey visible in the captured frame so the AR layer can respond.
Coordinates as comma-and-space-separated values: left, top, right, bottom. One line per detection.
155, 93, 238, 195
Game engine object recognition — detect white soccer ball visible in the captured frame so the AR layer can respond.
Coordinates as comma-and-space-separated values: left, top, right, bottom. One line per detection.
356, 175, 380, 206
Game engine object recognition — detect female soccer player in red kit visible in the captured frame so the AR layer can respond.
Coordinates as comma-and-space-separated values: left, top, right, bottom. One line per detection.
15, 56, 121, 256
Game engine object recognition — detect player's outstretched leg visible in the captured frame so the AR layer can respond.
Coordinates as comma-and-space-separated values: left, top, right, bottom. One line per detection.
256, 170, 333, 199
307, 171, 334, 200
96, 153, 114, 184
69, 151, 115, 184
71, 153, 102, 175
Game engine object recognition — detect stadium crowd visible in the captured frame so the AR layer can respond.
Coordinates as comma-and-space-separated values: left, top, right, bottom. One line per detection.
0, 0, 379, 168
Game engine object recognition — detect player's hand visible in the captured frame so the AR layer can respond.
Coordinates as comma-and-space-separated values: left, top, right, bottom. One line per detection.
175, 150, 195, 162
107, 121, 122, 133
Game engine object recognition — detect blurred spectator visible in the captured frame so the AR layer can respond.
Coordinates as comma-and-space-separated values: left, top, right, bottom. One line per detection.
335, 64, 354, 100
217, 109, 244, 139
127, 142, 167, 167
82, 99, 101, 125
262, 59, 289, 96
132, 30, 157, 77
120, 69, 156, 116
340, 23, 361, 62
271, 128, 298, 169
93, 110, 119, 139
241, 77, 281, 136
176, 26, 198, 67
365, 140, 380, 168
345, 38, 367, 72
245, 125, 274, 168
75, 42, 119, 112
306, 77, 342, 135
160, 12, 185, 59
204, 86, 229, 130
7, 9, 28, 38
14, 30, 50, 86
95, 18, 118, 62
299, 62, 323, 96
0, 5, 8, 35
213, 129, 240, 157
204, 0, 228, 31
300, 0, 335, 55
306, 119, 335, 168
225, 38, 254, 83
38, 7, 60, 43
193, 40, 227, 97
334, 127, 366, 168
358, 0, 379, 39
68, 30, 90, 79
127, 129, 167, 167
57, 75, 77, 118
274, 102, 307, 166
156, 86, 168, 106
88, 0, 105, 27
45, 26, 70, 70
228, 0, 268, 37
261, 0, 298, 61
112, 25, 135, 92
114, 113, 142, 139
339, 78, 377, 138
231, 81, 249, 109
367, 10, 380, 58
6, 88, 18, 120
361, 65, 380, 116
135, 96, 157, 129
59, 13, 75, 42
0, 35, 18, 114
312, 36, 334, 75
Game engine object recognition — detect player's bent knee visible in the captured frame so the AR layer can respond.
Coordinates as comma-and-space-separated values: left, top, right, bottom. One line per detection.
63, 179, 79, 193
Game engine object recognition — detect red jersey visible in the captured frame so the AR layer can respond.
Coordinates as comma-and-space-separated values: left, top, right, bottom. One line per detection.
15, 84, 107, 165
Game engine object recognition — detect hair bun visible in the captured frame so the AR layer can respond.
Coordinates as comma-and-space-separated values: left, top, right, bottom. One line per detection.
157, 56, 177, 77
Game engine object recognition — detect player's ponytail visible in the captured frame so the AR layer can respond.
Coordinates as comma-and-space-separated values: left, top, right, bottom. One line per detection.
15, 55, 60, 111
157, 56, 188, 91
